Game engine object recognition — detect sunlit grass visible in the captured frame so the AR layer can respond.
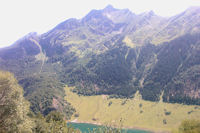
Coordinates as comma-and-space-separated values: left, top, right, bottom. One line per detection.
65, 85, 200, 132
123, 36, 137, 48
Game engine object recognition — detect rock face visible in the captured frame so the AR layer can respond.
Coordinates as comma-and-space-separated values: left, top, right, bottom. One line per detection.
0, 6, 200, 115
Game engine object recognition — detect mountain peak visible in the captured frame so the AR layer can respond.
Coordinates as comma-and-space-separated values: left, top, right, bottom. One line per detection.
187, 6, 200, 10
185, 6, 200, 14
103, 4, 116, 12
140, 10, 155, 17
148, 10, 155, 16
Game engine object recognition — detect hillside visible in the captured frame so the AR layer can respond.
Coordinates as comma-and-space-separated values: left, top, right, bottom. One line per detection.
0, 5, 200, 117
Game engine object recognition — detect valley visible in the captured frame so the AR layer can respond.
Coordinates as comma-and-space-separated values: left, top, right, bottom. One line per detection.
65, 86, 200, 132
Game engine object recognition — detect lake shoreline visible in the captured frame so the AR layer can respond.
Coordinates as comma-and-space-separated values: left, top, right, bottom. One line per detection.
68, 119, 169, 133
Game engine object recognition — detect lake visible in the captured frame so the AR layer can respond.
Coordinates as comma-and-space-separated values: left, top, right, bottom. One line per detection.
68, 122, 151, 133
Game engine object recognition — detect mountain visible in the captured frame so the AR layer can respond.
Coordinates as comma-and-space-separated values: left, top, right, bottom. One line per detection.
0, 5, 200, 117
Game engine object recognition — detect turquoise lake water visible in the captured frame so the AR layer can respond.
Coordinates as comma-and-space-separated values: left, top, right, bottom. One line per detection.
68, 122, 151, 133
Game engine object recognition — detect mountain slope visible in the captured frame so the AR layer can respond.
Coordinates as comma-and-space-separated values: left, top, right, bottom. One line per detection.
151, 6, 200, 44
0, 6, 200, 116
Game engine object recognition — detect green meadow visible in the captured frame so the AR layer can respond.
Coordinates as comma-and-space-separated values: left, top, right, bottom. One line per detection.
65, 86, 200, 132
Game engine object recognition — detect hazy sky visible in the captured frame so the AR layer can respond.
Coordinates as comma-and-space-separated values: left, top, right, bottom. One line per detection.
0, 0, 200, 47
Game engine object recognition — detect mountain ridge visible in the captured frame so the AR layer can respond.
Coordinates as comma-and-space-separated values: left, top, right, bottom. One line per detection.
0, 5, 200, 118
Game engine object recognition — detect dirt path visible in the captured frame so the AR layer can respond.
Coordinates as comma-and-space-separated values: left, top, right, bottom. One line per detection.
29, 38, 47, 73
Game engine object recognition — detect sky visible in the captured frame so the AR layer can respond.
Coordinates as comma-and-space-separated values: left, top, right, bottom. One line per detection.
0, 0, 200, 48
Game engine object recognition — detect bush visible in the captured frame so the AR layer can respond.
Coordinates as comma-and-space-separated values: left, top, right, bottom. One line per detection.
108, 101, 112, 106
74, 113, 79, 117
173, 120, 200, 133
165, 111, 171, 116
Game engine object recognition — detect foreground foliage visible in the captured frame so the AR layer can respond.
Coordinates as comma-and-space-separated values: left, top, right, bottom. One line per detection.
0, 71, 33, 133
31, 112, 80, 133
173, 120, 200, 133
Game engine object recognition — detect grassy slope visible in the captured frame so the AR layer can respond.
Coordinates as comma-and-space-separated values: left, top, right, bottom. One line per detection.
65, 86, 200, 132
